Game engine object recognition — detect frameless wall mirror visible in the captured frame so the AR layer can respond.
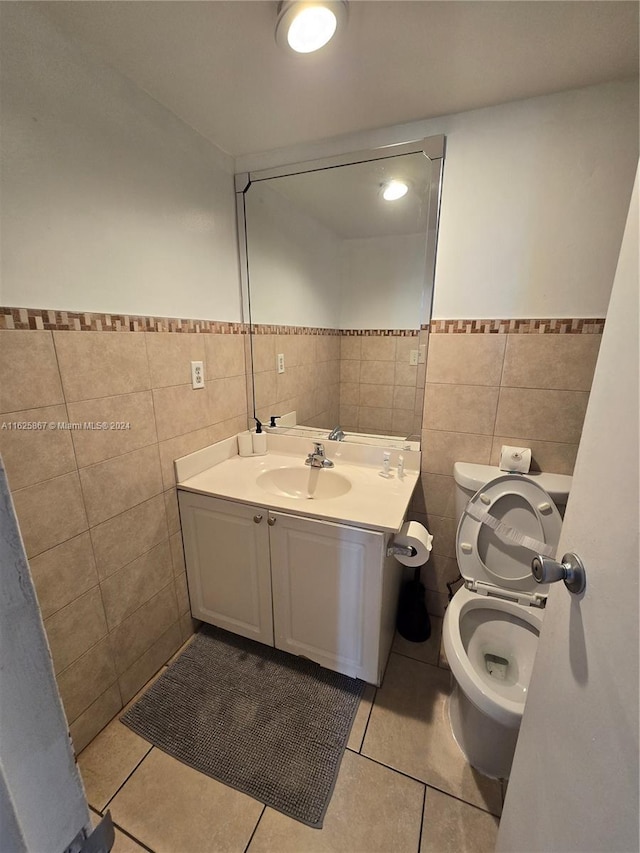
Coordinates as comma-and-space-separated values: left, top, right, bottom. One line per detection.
236, 135, 444, 447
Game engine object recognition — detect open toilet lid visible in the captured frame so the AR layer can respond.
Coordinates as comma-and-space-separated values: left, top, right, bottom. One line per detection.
457, 474, 563, 596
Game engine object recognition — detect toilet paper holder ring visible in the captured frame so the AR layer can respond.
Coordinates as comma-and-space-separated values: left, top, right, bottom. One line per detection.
386, 543, 418, 558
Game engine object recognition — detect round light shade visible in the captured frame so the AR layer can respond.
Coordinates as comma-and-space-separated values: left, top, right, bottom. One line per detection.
276, 2, 347, 54
382, 180, 409, 201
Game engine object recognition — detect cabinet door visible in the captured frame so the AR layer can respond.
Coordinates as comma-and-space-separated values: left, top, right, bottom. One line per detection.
269, 512, 385, 683
178, 492, 273, 645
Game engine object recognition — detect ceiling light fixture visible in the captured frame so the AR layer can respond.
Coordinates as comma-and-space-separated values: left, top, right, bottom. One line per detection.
275, 1, 348, 54
382, 180, 409, 201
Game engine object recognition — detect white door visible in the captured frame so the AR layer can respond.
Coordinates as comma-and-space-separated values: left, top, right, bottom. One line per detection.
268, 511, 385, 683
178, 492, 274, 646
496, 173, 639, 852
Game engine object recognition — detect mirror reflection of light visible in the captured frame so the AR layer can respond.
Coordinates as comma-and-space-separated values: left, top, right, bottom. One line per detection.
382, 180, 409, 201
288, 6, 337, 53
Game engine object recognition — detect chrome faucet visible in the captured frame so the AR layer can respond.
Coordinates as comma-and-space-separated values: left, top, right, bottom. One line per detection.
328, 425, 345, 441
305, 442, 334, 469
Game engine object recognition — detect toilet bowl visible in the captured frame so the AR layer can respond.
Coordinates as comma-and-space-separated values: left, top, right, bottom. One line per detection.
442, 463, 572, 779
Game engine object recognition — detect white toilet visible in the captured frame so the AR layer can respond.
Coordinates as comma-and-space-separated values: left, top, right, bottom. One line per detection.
442, 462, 572, 779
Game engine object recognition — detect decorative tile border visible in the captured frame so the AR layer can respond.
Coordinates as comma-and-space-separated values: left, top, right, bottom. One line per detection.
430, 318, 605, 334
0, 307, 421, 337
339, 329, 420, 337
250, 323, 340, 336
251, 325, 420, 337
0, 307, 604, 335
0, 307, 248, 333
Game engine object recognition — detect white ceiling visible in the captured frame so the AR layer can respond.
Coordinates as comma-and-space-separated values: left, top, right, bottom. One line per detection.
42, 1, 639, 158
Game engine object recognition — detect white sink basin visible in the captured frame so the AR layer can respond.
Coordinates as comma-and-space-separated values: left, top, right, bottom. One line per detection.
176, 435, 421, 533
256, 466, 352, 501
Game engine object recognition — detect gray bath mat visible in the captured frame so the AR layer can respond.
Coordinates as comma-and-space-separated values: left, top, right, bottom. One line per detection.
121, 624, 365, 828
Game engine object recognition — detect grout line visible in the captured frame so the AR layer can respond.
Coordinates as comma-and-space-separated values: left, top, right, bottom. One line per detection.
417, 783, 427, 853
102, 745, 155, 813
388, 649, 446, 676
66, 386, 160, 408
99, 536, 173, 594
23, 485, 166, 562
355, 750, 428, 790
427, 784, 503, 820
90, 803, 156, 852
420, 379, 589, 394
93, 489, 169, 531
73, 431, 160, 473
243, 804, 267, 853
425, 781, 502, 819
72, 439, 162, 475
11, 458, 153, 500
356, 686, 377, 754
479, 434, 578, 448
109, 819, 156, 853
111, 580, 181, 663
356, 750, 500, 819
150, 344, 178, 540
56, 636, 117, 692
390, 649, 441, 669
44, 530, 172, 624
82, 662, 170, 755
61, 385, 154, 406
492, 336, 508, 442
121, 659, 172, 713
69, 681, 122, 755
420, 424, 577, 444
56, 588, 179, 699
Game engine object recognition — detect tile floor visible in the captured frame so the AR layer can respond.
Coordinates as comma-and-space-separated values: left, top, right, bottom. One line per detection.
80, 618, 501, 853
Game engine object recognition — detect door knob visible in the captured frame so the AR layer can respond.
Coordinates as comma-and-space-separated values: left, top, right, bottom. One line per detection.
531, 552, 586, 594
253, 515, 263, 524
267, 516, 276, 526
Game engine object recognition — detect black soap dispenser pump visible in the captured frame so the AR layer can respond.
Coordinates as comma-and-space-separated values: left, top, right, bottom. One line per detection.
252, 417, 267, 455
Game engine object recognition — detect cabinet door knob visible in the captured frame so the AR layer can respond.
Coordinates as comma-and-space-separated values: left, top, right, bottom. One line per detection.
253, 514, 263, 524
267, 516, 276, 526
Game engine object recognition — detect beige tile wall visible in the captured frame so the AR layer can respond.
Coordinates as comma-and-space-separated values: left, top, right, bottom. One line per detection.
339, 332, 427, 438
251, 332, 340, 429
0, 328, 248, 752
251, 329, 427, 438
0, 321, 604, 734
409, 331, 602, 616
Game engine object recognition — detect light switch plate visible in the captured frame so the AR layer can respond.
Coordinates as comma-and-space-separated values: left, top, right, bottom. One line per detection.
409, 350, 419, 366
191, 361, 205, 389
277, 353, 285, 374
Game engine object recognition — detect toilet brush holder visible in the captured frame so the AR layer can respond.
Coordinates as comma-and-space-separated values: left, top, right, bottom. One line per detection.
396, 565, 431, 643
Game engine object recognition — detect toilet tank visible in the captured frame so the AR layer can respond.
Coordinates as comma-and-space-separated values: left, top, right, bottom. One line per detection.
453, 462, 572, 523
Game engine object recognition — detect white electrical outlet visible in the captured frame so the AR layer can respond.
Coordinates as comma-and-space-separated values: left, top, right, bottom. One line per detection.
191, 361, 205, 389
409, 350, 419, 366
277, 353, 285, 374
418, 344, 426, 364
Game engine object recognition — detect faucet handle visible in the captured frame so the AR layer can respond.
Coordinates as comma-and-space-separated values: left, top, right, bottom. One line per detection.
313, 442, 325, 454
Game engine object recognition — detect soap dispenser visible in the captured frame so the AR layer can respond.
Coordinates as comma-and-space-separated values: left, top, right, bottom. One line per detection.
252, 417, 267, 455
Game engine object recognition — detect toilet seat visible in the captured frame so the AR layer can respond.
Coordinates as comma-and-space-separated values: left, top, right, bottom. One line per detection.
456, 474, 563, 604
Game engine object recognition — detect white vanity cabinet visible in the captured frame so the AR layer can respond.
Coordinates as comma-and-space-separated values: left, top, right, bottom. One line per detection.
178, 492, 274, 646
178, 491, 403, 685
